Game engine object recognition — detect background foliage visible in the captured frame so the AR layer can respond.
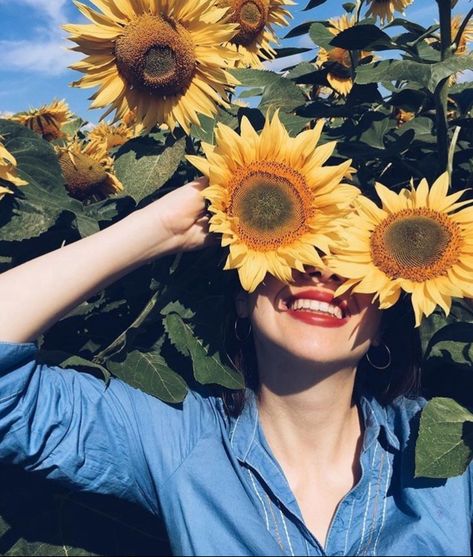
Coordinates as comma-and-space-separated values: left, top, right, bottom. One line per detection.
1, 0, 473, 554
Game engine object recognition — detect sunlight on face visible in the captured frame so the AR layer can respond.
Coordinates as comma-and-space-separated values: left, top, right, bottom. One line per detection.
236, 267, 382, 371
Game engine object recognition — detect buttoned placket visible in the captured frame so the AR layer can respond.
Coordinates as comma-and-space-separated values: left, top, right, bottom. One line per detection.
227, 391, 399, 556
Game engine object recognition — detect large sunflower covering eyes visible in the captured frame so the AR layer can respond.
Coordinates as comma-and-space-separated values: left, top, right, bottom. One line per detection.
64, 0, 239, 133
327, 174, 473, 326
187, 113, 359, 292
219, 0, 293, 67
365, 0, 413, 24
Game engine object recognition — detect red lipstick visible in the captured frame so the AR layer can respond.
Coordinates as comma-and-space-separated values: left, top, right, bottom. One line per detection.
285, 289, 349, 328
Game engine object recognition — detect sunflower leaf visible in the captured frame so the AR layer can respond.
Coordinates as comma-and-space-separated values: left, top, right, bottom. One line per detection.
164, 313, 244, 389
416, 397, 473, 478
114, 135, 186, 203
355, 55, 473, 93
0, 119, 100, 237
0, 196, 61, 241
107, 350, 188, 403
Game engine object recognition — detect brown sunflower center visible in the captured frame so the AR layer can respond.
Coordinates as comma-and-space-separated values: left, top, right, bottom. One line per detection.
229, 161, 314, 250
115, 14, 196, 96
229, 0, 267, 46
370, 208, 462, 281
58, 150, 108, 201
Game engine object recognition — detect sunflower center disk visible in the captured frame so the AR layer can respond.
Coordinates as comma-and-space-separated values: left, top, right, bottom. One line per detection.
232, 0, 267, 45
230, 162, 312, 251
115, 14, 196, 96
370, 209, 462, 281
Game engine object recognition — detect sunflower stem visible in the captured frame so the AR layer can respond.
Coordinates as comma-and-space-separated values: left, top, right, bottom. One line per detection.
435, 0, 453, 181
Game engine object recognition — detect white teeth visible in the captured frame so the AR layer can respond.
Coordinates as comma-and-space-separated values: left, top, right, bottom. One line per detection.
289, 298, 343, 319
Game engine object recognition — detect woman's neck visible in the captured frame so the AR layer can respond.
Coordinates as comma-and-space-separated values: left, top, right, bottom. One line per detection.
256, 354, 362, 470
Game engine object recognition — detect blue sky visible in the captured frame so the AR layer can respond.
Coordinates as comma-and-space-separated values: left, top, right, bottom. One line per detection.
0, 0, 470, 123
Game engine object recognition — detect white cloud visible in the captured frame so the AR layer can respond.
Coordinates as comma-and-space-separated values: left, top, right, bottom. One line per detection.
0, 0, 78, 76
0, 0, 68, 24
1, 39, 79, 75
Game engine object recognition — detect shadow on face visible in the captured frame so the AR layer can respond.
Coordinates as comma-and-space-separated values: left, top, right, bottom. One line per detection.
234, 267, 383, 394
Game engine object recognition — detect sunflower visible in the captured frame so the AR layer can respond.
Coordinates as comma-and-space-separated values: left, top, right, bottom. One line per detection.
12, 100, 72, 141
316, 15, 372, 96
218, 0, 293, 67
365, 0, 413, 24
187, 112, 359, 292
451, 14, 473, 56
88, 121, 135, 152
56, 139, 123, 201
0, 140, 28, 201
326, 173, 473, 326
64, 0, 239, 134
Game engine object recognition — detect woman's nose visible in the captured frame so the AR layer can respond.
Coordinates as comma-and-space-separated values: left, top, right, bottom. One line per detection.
300, 265, 343, 284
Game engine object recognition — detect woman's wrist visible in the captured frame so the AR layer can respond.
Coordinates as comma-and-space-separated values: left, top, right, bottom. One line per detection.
125, 203, 182, 266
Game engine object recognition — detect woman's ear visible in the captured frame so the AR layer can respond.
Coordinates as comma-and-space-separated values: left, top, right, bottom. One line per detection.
235, 290, 250, 319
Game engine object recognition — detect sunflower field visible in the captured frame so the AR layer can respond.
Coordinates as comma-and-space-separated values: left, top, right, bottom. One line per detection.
1, 0, 473, 554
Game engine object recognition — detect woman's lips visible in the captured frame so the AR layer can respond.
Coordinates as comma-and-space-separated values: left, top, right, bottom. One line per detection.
282, 289, 351, 328
286, 309, 349, 328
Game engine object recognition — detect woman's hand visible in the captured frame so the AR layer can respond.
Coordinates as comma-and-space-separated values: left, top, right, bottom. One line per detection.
142, 177, 216, 256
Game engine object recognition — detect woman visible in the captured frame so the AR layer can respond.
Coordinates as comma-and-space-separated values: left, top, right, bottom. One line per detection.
0, 179, 471, 556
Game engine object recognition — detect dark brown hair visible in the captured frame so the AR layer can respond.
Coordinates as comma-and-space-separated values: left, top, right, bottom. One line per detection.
221, 280, 423, 418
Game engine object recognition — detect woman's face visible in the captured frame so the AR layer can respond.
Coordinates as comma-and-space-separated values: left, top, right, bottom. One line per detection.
236, 267, 382, 370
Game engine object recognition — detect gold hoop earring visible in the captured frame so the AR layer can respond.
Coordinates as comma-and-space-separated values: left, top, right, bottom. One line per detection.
366, 343, 392, 370
234, 317, 252, 342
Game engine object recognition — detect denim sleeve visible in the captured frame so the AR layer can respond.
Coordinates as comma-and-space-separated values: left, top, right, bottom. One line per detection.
0, 341, 215, 515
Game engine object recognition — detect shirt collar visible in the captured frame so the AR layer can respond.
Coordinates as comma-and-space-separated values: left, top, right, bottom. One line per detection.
228, 388, 400, 464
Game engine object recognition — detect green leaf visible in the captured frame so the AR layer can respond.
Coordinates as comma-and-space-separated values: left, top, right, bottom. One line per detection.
259, 79, 306, 113
309, 22, 336, 50
61, 116, 86, 139
355, 55, 473, 93
303, 0, 327, 10
114, 135, 186, 203
36, 350, 111, 382
343, 2, 356, 12
107, 349, 187, 403
330, 25, 393, 50
164, 312, 244, 389
416, 397, 473, 478
285, 21, 314, 39
0, 197, 61, 241
0, 119, 100, 238
275, 47, 312, 58
230, 68, 283, 88
424, 322, 473, 367
231, 68, 306, 113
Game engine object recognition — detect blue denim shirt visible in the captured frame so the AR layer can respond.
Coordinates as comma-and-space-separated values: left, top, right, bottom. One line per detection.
1, 341, 472, 556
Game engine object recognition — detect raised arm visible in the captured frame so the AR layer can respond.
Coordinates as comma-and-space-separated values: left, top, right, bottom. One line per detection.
0, 180, 216, 513
0, 178, 211, 342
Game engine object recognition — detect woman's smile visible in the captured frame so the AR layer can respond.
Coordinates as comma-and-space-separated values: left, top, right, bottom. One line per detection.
279, 287, 351, 328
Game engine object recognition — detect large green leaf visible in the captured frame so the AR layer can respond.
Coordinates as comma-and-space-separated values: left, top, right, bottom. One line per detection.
309, 22, 335, 50
107, 349, 188, 403
0, 119, 100, 237
114, 135, 186, 203
0, 197, 61, 241
164, 312, 244, 389
355, 55, 473, 93
416, 398, 473, 478
329, 24, 393, 50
